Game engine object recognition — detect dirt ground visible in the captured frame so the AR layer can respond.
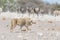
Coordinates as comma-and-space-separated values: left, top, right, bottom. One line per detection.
0, 13, 60, 40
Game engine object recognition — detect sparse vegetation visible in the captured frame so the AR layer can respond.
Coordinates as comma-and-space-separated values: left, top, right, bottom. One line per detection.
0, 0, 60, 13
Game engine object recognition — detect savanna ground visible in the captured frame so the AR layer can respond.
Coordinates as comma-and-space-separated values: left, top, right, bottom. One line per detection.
0, 12, 60, 40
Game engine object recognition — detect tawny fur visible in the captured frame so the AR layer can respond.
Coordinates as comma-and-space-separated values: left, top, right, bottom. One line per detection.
10, 18, 36, 32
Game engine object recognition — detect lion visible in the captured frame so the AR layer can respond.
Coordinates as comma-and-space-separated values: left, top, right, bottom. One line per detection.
10, 18, 36, 32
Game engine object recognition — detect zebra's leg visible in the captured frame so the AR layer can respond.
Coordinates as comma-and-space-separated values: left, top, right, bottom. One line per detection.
53, 13, 56, 17
54, 14, 56, 17
51, 13, 53, 16
22, 13, 23, 17
41, 12, 43, 16
57, 14, 59, 16
41, 13, 44, 18
37, 13, 39, 17
33, 13, 34, 18
37, 13, 40, 20
29, 13, 30, 17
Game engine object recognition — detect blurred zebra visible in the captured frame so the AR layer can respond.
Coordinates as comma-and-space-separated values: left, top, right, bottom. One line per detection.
27, 7, 34, 17
20, 7, 27, 17
34, 7, 40, 17
53, 10, 60, 16
40, 9, 45, 16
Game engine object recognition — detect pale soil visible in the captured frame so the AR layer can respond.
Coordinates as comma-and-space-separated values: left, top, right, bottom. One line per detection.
0, 12, 60, 40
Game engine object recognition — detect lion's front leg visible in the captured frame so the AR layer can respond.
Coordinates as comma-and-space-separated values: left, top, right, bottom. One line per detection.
25, 25, 31, 31
10, 23, 16, 32
19, 25, 23, 31
10, 24, 14, 32
10, 19, 17, 32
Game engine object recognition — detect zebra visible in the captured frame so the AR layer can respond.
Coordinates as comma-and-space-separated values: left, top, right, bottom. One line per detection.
20, 7, 27, 17
27, 7, 34, 17
34, 7, 40, 17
